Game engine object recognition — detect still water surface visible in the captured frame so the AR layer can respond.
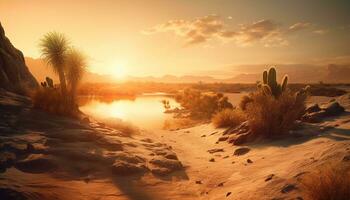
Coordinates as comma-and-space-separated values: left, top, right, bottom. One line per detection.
80, 92, 245, 130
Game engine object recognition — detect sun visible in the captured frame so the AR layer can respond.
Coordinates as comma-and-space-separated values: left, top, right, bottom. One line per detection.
113, 65, 128, 79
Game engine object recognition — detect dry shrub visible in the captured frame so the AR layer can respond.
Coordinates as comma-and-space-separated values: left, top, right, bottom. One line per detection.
302, 165, 350, 200
244, 90, 306, 138
239, 94, 253, 110
212, 109, 246, 128
175, 89, 233, 119
31, 88, 79, 117
163, 118, 198, 130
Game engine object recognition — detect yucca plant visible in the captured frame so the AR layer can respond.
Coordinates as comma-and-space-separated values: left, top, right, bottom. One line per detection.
39, 32, 70, 95
65, 47, 87, 101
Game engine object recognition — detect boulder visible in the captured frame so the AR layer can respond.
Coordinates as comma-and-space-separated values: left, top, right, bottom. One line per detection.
323, 101, 345, 116
0, 22, 38, 94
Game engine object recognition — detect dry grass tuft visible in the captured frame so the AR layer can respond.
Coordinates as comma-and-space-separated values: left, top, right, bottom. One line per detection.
302, 165, 350, 200
31, 88, 79, 117
212, 109, 246, 128
244, 90, 306, 138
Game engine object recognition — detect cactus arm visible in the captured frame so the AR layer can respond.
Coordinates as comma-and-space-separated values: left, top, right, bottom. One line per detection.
281, 75, 288, 92
263, 70, 268, 84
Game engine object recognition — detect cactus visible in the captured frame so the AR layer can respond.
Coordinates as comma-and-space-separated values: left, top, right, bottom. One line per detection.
260, 67, 288, 98
40, 77, 54, 88
46, 77, 54, 88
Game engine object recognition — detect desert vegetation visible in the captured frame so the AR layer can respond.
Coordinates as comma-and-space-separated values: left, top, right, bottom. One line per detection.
31, 32, 87, 117
174, 88, 233, 119
302, 165, 350, 200
212, 67, 309, 139
212, 108, 246, 128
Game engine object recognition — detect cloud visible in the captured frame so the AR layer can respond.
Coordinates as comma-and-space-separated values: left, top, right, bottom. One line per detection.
287, 22, 311, 33
313, 29, 328, 35
143, 15, 312, 47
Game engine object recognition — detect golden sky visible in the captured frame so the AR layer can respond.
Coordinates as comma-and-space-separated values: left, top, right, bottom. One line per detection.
1, 0, 350, 78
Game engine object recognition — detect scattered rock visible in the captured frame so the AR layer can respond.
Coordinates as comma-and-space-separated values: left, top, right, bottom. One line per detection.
247, 159, 253, 163
226, 192, 232, 197
233, 132, 251, 145
164, 152, 178, 160
209, 158, 215, 162
208, 148, 224, 154
342, 155, 350, 162
302, 111, 327, 123
150, 157, 183, 170
195, 180, 202, 184
151, 167, 172, 176
265, 174, 274, 182
281, 184, 296, 193
218, 182, 224, 187
210, 131, 218, 136
201, 135, 206, 137
112, 160, 147, 175
223, 155, 229, 159
15, 155, 57, 174
306, 104, 321, 113
218, 136, 229, 142
233, 147, 251, 156
323, 101, 345, 116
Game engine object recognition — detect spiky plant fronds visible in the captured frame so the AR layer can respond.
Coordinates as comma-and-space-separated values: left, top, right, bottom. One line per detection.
39, 32, 70, 95
65, 47, 87, 98
39, 32, 70, 73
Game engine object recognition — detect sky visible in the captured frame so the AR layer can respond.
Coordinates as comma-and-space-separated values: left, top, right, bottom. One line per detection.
1, 0, 350, 79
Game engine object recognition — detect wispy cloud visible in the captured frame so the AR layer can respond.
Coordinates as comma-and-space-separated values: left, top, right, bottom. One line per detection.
143, 15, 317, 47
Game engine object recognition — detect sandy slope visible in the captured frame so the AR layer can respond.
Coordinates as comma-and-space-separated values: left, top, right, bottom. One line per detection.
1, 89, 350, 200
136, 94, 350, 200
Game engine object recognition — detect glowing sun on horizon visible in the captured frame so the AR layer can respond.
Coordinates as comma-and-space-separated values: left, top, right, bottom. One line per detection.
113, 65, 128, 79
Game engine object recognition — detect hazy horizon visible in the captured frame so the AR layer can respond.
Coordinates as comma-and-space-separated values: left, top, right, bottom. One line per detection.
1, 0, 350, 79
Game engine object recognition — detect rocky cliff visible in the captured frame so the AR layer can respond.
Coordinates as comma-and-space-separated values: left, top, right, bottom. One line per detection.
0, 22, 38, 94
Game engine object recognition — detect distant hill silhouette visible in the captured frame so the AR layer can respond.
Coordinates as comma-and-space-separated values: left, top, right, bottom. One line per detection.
25, 57, 350, 84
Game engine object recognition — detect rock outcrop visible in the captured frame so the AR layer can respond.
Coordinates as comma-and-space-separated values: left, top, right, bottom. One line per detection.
0, 22, 38, 94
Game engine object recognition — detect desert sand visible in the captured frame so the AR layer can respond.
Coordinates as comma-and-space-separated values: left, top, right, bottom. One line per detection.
1, 88, 350, 200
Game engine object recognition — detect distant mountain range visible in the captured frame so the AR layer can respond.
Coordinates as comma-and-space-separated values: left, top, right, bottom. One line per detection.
25, 57, 350, 84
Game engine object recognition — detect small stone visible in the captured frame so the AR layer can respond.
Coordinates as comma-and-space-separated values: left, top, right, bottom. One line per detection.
226, 192, 232, 197
247, 159, 253, 163
218, 182, 224, 187
281, 184, 296, 193
265, 174, 274, 181
223, 156, 229, 159
195, 180, 202, 184
201, 135, 206, 137
233, 147, 251, 156
208, 148, 224, 154
218, 136, 229, 142
209, 158, 215, 162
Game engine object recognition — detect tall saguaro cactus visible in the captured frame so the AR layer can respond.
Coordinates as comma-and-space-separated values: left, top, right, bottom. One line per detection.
259, 67, 288, 98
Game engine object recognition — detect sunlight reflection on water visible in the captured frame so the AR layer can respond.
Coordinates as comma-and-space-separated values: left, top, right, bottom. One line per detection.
79, 94, 179, 130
